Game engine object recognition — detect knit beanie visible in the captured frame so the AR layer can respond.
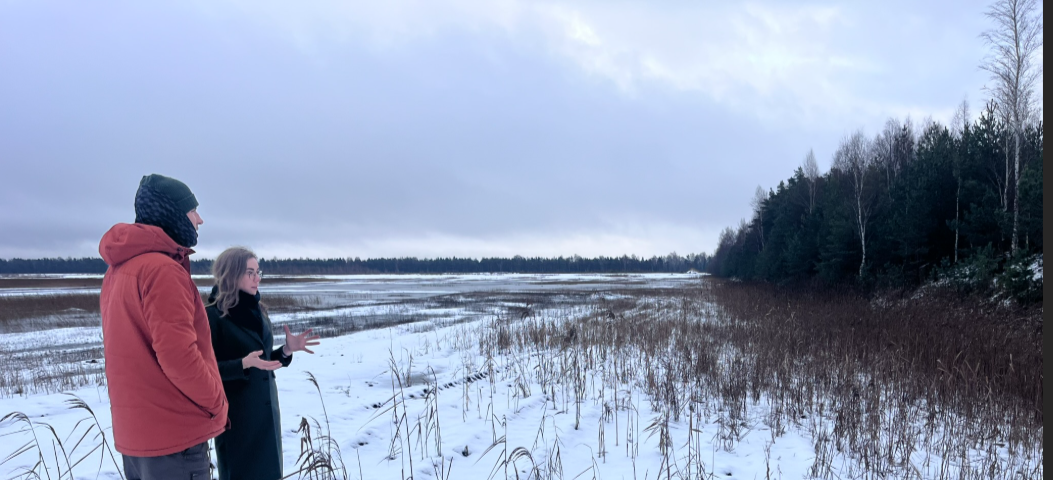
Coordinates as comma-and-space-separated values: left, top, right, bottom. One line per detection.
134, 174, 200, 248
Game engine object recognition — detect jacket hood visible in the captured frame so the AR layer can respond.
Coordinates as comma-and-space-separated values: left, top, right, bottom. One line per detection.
99, 223, 193, 267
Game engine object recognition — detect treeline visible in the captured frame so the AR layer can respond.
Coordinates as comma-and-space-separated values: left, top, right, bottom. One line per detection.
0, 257, 109, 274
706, 102, 1042, 301
248, 253, 707, 275
1, 253, 708, 275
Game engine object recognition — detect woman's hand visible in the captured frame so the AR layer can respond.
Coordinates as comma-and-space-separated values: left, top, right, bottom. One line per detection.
283, 325, 321, 355
242, 350, 282, 371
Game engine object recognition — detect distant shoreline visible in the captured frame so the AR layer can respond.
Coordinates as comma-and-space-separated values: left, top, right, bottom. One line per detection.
0, 271, 704, 290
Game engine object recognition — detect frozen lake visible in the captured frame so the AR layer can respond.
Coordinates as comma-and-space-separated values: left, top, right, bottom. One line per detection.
0, 272, 702, 297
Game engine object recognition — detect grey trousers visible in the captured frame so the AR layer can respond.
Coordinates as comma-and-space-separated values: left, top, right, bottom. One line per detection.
122, 441, 212, 480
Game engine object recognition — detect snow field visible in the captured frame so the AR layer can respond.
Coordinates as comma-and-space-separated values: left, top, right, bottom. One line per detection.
0, 274, 1042, 480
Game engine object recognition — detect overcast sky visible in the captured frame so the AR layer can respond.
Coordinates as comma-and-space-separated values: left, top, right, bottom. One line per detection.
0, 0, 1003, 259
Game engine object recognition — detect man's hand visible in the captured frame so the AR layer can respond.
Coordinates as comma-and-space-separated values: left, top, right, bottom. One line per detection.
242, 350, 282, 371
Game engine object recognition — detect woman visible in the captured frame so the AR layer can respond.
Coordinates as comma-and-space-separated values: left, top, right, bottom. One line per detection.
206, 247, 321, 480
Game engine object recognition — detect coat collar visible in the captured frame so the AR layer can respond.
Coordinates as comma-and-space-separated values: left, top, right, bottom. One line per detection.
209, 286, 269, 349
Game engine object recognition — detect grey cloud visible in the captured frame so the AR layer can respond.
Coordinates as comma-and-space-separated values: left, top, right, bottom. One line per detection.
0, 0, 999, 259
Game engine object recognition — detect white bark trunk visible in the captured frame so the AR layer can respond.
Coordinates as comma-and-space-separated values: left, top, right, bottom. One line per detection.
1011, 128, 1020, 251
857, 183, 866, 278
954, 182, 960, 263
1003, 132, 1010, 211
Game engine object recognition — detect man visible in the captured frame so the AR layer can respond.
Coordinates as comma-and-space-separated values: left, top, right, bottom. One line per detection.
99, 174, 228, 479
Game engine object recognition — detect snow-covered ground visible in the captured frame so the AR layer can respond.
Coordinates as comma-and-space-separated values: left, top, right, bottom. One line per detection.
0, 319, 818, 480
0, 274, 1041, 479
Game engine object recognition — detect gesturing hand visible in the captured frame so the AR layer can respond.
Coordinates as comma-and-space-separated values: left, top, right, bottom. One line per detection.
242, 350, 282, 371
283, 325, 321, 355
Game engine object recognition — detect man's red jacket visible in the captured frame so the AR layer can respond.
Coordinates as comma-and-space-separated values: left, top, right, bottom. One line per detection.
99, 223, 228, 456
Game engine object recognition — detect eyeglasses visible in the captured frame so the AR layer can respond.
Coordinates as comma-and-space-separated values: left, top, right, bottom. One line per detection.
245, 270, 263, 279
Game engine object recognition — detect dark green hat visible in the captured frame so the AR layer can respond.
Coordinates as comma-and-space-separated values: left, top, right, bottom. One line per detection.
138, 174, 198, 214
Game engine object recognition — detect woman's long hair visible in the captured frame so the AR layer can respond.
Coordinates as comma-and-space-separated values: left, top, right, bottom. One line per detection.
211, 246, 267, 318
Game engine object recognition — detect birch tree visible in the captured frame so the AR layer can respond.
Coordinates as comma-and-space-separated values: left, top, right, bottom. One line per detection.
751, 186, 768, 250
877, 118, 901, 199
832, 130, 875, 278
801, 149, 820, 214
950, 98, 971, 263
874, 117, 916, 198
980, 0, 1043, 252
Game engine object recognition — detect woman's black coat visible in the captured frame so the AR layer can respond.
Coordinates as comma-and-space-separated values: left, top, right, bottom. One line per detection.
206, 287, 292, 480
